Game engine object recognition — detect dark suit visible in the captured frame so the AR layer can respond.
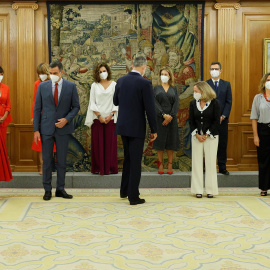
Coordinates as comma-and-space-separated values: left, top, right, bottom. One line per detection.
34, 79, 80, 191
113, 71, 157, 201
206, 79, 232, 171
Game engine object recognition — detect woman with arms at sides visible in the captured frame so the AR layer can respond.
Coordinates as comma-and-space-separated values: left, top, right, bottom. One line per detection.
251, 72, 270, 196
31, 63, 56, 175
153, 66, 180, 174
85, 63, 118, 175
189, 81, 220, 198
0, 66, 12, 181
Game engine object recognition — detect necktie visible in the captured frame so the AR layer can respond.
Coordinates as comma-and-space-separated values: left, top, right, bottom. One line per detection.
54, 83, 58, 106
214, 81, 218, 96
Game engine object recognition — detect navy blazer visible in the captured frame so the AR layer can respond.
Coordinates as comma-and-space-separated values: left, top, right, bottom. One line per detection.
34, 79, 80, 136
113, 72, 157, 139
206, 79, 232, 119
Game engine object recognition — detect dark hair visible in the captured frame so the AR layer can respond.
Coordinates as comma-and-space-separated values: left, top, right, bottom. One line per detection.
0, 66, 4, 74
93, 63, 112, 83
49, 60, 63, 71
210, 61, 222, 69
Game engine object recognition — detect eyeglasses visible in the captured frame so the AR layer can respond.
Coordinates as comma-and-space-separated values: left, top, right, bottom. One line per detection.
210, 68, 220, 71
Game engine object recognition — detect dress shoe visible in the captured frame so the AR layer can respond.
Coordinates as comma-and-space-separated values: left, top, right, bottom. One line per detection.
130, 198, 145, 205
219, 169, 229, 175
43, 191, 52, 201
120, 192, 128, 198
55, 190, 73, 199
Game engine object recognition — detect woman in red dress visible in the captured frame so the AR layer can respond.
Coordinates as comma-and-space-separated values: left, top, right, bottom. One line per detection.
0, 66, 12, 182
31, 63, 56, 175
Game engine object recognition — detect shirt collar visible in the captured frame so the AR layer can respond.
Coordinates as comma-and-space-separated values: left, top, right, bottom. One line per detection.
52, 78, 63, 86
212, 78, 220, 84
131, 70, 141, 76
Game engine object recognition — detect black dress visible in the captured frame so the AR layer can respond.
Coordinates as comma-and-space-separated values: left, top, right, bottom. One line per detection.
153, 85, 180, 151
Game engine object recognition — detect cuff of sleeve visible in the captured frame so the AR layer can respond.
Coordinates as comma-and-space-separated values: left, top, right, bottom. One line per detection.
206, 129, 215, 139
191, 129, 198, 136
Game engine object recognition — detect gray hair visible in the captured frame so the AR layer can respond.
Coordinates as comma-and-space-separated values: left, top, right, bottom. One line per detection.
133, 56, 147, 67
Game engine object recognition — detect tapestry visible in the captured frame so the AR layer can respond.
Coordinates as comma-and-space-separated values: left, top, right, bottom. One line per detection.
47, 2, 204, 171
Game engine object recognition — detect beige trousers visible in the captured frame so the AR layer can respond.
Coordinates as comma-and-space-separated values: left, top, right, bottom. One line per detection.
191, 135, 219, 195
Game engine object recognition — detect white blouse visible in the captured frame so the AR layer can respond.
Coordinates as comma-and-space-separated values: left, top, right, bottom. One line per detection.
85, 81, 118, 127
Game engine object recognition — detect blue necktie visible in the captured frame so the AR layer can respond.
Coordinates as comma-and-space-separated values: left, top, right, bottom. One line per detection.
214, 81, 218, 96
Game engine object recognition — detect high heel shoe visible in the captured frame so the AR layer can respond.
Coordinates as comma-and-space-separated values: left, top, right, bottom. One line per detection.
154, 160, 164, 175
167, 162, 173, 175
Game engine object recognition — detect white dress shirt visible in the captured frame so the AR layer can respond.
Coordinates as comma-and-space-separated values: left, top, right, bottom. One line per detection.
52, 78, 63, 99
85, 81, 118, 127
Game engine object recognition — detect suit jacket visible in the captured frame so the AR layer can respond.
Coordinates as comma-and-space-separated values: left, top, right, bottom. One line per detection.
0, 83, 12, 127
206, 79, 232, 119
34, 78, 80, 136
189, 99, 221, 136
113, 72, 157, 139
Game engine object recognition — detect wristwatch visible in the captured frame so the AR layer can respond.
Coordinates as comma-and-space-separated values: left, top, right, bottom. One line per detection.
97, 114, 101, 119
110, 112, 114, 116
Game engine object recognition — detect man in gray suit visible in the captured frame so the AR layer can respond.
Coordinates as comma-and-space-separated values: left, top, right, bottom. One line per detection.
34, 60, 80, 200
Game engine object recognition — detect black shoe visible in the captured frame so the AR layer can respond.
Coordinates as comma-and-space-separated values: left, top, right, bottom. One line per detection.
55, 190, 73, 199
43, 191, 52, 201
130, 198, 145, 205
207, 194, 214, 198
219, 169, 229, 175
120, 192, 128, 198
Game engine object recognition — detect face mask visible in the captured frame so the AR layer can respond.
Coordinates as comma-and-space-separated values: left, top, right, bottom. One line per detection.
265, 81, 270, 90
50, 74, 59, 83
160, 75, 169, 83
210, 70, 220, 78
39, 74, 48, 82
100, 71, 108, 80
0, 75, 3, 83
193, 92, 202, 101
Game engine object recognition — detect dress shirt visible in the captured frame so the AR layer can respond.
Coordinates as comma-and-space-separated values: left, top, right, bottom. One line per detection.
52, 78, 63, 100
211, 78, 220, 86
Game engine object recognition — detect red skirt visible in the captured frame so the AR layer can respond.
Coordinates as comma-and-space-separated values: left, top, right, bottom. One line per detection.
0, 130, 12, 181
31, 134, 56, 152
91, 120, 118, 175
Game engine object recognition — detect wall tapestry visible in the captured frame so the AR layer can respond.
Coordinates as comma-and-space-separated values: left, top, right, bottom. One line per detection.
47, 2, 204, 172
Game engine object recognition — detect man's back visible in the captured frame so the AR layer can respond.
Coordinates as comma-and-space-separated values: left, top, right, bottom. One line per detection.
114, 72, 157, 138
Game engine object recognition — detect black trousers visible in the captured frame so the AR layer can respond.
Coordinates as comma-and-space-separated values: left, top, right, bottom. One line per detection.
42, 133, 69, 192
120, 136, 145, 202
217, 119, 228, 171
257, 123, 270, 190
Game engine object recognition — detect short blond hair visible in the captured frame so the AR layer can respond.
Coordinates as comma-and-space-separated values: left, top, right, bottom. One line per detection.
258, 72, 270, 93
37, 63, 49, 75
158, 66, 175, 86
194, 81, 216, 101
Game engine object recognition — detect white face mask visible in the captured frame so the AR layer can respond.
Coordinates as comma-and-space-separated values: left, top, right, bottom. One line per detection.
100, 71, 108, 80
39, 74, 48, 82
210, 70, 220, 78
50, 74, 60, 83
160, 75, 169, 83
265, 81, 270, 90
0, 75, 3, 83
193, 92, 202, 101
141, 67, 146, 77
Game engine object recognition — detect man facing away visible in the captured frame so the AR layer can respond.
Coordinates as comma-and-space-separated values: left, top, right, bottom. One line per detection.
34, 60, 80, 200
113, 56, 157, 205
206, 61, 232, 175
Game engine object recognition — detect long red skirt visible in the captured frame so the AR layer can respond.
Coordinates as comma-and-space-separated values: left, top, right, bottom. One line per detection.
0, 128, 12, 181
91, 120, 118, 175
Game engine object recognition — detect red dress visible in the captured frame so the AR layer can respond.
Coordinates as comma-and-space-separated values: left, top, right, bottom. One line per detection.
0, 83, 12, 181
31, 80, 56, 152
